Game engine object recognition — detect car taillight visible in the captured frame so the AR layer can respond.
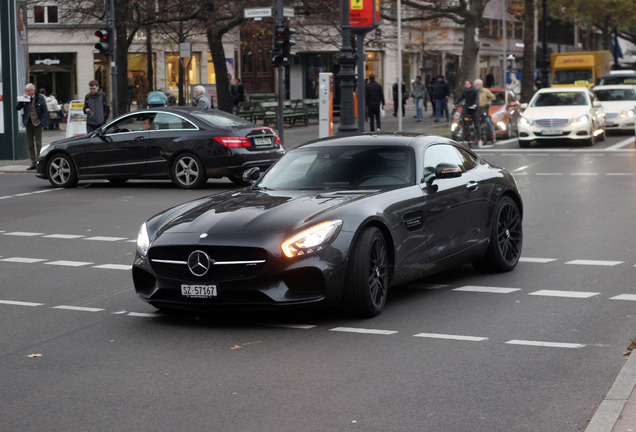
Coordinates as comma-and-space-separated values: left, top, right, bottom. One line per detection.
275, 135, 281, 145
214, 137, 251, 147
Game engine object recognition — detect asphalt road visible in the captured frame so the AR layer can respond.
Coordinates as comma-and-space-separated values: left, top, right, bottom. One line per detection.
0, 132, 634, 431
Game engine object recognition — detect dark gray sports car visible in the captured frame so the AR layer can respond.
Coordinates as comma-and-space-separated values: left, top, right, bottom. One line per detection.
133, 133, 523, 317
36, 107, 284, 188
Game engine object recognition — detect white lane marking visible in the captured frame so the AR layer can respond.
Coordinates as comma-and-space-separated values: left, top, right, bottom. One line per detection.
330, 327, 398, 335
570, 172, 598, 176
125, 239, 136, 243
0, 196, 12, 200
0, 299, 44, 307
43, 234, 86, 239
127, 312, 161, 318
529, 290, 600, 299
45, 260, 94, 267
506, 340, 585, 349
259, 323, 317, 329
536, 173, 563, 176
3, 231, 44, 237
606, 137, 636, 150
84, 236, 128, 242
413, 333, 488, 342
453, 285, 521, 294
52, 305, 105, 312
0, 257, 47, 263
92, 264, 132, 270
607, 173, 635, 176
519, 257, 557, 263
610, 295, 636, 301
565, 259, 624, 266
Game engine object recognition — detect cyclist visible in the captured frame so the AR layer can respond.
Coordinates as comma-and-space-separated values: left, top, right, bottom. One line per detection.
453, 79, 480, 147
474, 79, 496, 143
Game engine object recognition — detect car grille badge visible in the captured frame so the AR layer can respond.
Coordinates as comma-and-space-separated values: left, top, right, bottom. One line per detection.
187, 250, 213, 277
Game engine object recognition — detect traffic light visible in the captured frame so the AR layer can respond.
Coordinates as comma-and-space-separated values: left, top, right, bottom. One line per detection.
272, 25, 295, 66
94, 28, 111, 55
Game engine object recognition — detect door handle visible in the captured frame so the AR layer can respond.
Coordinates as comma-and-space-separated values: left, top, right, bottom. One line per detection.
466, 181, 478, 191
135, 136, 145, 141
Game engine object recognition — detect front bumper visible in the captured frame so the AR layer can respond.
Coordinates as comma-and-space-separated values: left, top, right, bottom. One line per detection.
517, 122, 593, 142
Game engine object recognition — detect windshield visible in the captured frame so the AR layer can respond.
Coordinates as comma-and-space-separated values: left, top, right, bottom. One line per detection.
553, 69, 593, 85
492, 91, 506, 106
191, 110, 252, 127
257, 146, 415, 190
532, 91, 588, 107
595, 88, 636, 101
598, 76, 636, 85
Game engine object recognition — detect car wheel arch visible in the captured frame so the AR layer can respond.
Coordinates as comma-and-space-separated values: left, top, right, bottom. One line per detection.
349, 219, 396, 278
45, 150, 79, 177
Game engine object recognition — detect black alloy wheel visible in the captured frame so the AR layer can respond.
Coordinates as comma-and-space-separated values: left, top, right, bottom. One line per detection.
172, 153, 207, 189
345, 227, 389, 317
47, 153, 78, 188
473, 196, 522, 273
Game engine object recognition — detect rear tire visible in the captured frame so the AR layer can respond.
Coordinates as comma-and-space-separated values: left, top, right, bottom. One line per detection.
172, 153, 207, 189
47, 153, 78, 188
343, 227, 389, 318
473, 196, 522, 273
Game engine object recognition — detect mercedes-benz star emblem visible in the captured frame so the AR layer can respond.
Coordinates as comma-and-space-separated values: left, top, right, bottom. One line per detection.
187, 250, 212, 277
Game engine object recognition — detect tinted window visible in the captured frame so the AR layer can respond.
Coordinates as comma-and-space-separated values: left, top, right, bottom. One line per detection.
598, 75, 636, 85
104, 114, 149, 134
532, 91, 588, 107
152, 113, 196, 130
595, 88, 636, 101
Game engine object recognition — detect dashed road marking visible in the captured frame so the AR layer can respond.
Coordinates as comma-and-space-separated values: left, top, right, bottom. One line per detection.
519, 257, 558, 263
43, 234, 86, 239
3, 231, 44, 237
529, 290, 600, 299
260, 323, 318, 330
506, 340, 585, 349
413, 333, 488, 342
0, 300, 44, 307
52, 305, 105, 312
127, 312, 161, 318
611, 294, 636, 301
84, 236, 129, 242
565, 259, 624, 266
453, 285, 521, 294
45, 260, 94, 267
0, 257, 47, 263
330, 327, 398, 335
92, 264, 132, 270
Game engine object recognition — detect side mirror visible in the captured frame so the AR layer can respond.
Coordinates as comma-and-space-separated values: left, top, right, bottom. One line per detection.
592, 101, 602, 108
520, 103, 528, 110
242, 167, 261, 183
426, 163, 463, 185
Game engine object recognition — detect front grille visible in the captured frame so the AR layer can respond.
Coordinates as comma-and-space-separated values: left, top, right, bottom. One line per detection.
605, 112, 619, 119
148, 245, 267, 282
535, 118, 569, 128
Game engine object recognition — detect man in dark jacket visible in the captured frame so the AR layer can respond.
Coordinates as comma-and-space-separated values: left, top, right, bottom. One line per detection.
16, 83, 49, 170
433, 75, 451, 122
453, 79, 481, 146
83, 80, 110, 133
365, 74, 385, 132
392, 81, 406, 117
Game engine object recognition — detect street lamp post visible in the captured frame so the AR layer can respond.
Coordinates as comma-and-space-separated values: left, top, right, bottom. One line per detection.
541, 0, 549, 88
336, 0, 359, 135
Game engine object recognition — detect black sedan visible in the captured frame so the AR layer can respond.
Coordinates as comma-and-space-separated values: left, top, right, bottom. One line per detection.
36, 107, 285, 188
133, 134, 523, 317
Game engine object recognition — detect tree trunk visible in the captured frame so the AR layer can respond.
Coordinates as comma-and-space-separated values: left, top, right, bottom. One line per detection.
146, 25, 154, 93
521, 0, 535, 103
206, 30, 232, 113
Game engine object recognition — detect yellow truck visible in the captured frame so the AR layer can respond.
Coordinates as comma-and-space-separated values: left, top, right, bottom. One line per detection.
551, 51, 611, 87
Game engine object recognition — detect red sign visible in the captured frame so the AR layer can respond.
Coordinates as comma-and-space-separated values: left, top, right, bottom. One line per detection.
350, 0, 380, 30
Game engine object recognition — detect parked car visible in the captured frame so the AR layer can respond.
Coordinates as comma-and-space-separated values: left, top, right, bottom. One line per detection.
133, 134, 523, 317
451, 88, 520, 140
592, 85, 636, 132
597, 70, 636, 86
36, 107, 284, 188
517, 87, 606, 148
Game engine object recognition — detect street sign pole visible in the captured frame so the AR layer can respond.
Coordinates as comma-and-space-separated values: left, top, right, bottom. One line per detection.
108, 0, 118, 117
274, 0, 284, 145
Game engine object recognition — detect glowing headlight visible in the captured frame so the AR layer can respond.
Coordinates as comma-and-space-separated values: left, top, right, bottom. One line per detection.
571, 115, 588, 126
620, 110, 634, 118
519, 116, 533, 126
281, 220, 342, 258
136, 222, 150, 256
450, 123, 458, 132
492, 108, 506, 119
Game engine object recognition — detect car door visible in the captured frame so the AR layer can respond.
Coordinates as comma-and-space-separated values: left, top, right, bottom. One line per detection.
421, 143, 489, 262
144, 112, 199, 176
81, 113, 149, 177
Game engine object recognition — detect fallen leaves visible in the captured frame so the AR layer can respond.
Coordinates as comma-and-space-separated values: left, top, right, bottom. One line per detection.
230, 341, 262, 350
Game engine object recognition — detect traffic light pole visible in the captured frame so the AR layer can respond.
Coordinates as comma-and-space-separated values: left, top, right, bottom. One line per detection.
108, 0, 118, 117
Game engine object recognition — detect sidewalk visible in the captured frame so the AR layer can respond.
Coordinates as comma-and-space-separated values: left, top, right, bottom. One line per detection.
0, 104, 451, 172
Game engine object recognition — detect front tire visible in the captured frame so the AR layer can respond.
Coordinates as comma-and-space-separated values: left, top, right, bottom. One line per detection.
172, 153, 207, 189
473, 196, 522, 273
47, 153, 78, 188
343, 227, 390, 318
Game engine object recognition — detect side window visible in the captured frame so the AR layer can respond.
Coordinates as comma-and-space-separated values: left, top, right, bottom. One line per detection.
423, 144, 463, 183
456, 148, 478, 172
104, 115, 144, 134
152, 113, 196, 130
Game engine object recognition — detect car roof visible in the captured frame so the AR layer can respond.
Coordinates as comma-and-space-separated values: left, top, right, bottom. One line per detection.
536, 87, 591, 93
593, 84, 636, 90
297, 133, 452, 149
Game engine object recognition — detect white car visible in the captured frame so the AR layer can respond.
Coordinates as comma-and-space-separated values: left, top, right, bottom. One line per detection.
518, 87, 606, 148
592, 85, 636, 132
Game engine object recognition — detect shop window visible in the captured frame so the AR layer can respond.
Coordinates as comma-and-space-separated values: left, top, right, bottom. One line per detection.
166, 53, 200, 100
34, 5, 58, 24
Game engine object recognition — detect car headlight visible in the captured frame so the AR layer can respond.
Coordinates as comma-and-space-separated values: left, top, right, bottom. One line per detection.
519, 116, 533, 126
492, 108, 506, 119
136, 222, 151, 256
571, 115, 588, 126
39, 144, 51, 158
281, 220, 342, 258
620, 110, 634, 118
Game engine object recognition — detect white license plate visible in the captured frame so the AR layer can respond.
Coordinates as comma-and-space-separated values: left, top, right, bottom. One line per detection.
254, 137, 271, 145
606, 121, 616, 126
181, 284, 217, 298
541, 129, 562, 136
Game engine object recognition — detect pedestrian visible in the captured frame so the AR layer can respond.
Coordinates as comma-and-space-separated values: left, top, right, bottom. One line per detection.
433, 74, 451, 123
231, 78, 246, 113
392, 80, 406, 117
474, 79, 496, 142
485, 72, 495, 88
83, 80, 110, 133
411, 75, 427, 122
453, 79, 481, 146
192, 85, 213, 110
16, 83, 49, 170
365, 73, 385, 132
43, 90, 62, 130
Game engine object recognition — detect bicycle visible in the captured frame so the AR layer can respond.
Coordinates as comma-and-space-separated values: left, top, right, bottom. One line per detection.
453, 106, 478, 148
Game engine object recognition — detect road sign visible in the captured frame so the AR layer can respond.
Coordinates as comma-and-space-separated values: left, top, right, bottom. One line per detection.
283, 7, 295, 17
244, 8, 273, 19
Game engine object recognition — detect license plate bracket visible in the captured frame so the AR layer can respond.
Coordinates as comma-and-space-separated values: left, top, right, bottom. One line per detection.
181, 284, 218, 298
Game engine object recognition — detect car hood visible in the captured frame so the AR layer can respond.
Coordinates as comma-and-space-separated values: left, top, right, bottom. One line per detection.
522, 106, 591, 119
151, 189, 378, 238
47, 132, 92, 148
600, 101, 635, 112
